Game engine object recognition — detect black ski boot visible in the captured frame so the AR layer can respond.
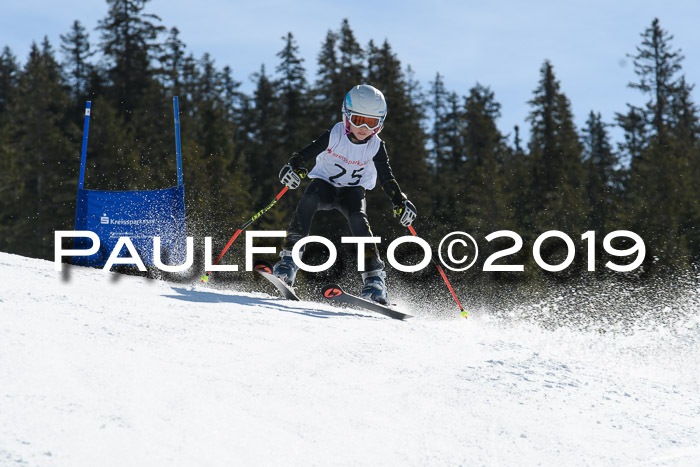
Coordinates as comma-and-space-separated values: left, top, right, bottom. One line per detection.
273, 250, 299, 287
360, 270, 388, 304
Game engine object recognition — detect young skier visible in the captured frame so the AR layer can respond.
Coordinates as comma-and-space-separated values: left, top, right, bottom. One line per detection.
273, 84, 417, 304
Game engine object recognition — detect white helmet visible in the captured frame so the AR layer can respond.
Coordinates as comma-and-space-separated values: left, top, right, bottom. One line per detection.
342, 84, 387, 135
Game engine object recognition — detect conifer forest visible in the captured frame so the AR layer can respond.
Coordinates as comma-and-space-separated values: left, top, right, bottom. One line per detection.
1, 0, 698, 297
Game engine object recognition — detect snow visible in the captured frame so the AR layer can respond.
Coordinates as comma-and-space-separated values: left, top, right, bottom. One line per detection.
1, 251, 699, 466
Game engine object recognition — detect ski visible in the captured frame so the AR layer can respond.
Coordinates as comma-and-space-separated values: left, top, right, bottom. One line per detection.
321, 284, 412, 320
253, 260, 300, 301
254, 261, 412, 320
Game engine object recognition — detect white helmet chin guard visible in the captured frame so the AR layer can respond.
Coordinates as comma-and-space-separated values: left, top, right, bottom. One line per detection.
342, 84, 387, 135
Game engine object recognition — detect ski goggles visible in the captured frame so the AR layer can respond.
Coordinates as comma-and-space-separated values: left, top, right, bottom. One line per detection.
348, 113, 382, 130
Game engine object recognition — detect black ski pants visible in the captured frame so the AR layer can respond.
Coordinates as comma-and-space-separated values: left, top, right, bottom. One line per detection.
283, 178, 384, 272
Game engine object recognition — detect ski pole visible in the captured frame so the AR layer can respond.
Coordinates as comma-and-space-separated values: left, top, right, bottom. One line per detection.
201, 186, 290, 283
407, 225, 467, 318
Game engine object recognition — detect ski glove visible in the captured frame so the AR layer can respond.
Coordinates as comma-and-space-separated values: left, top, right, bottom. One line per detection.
393, 200, 417, 227
279, 163, 307, 189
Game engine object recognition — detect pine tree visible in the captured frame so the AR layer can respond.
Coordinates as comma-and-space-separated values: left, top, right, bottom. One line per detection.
179, 52, 199, 108
0, 47, 22, 254
241, 65, 281, 205
427, 72, 449, 169
313, 29, 340, 126
0, 47, 19, 117
97, 0, 165, 112
221, 66, 242, 122
669, 77, 700, 263
460, 83, 511, 235
443, 92, 465, 173
158, 26, 186, 95
525, 60, 587, 235
94, 0, 171, 192
583, 112, 619, 239
60, 20, 95, 107
275, 32, 310, 154
624, 18, 697, 266
629, 18, 683, 137
427, 73, 461, 224
1, 40, 77, 258
503, 125, 532, 241
364, 40, 431, 239
615, 104, 647, 166
337, 19, 364, 97
313, 20, 365, 128
185, 54, 250, 237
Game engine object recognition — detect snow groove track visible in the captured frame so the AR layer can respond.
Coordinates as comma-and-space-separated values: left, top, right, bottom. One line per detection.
0, 252, 699, 466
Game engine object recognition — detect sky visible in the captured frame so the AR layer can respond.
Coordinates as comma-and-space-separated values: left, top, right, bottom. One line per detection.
2, 0, 699, 145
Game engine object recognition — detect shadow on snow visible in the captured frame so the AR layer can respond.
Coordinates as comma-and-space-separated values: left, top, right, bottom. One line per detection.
163, 286, 374, 320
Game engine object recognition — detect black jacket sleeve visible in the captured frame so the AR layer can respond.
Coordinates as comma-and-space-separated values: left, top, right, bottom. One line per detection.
373, 142, 406, 205
288, 130, 330, 169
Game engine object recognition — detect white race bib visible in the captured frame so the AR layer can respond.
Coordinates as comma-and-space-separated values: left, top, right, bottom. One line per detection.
307, 122, 381, 190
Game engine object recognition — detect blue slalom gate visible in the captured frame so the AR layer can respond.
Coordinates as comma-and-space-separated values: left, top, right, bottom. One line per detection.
73, 97, 187, 267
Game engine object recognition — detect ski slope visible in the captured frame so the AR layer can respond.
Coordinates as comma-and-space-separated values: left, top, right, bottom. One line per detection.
1, 251, 699, 466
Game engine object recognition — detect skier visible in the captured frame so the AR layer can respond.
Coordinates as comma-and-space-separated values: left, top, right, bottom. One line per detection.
273, 84, 417, 304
